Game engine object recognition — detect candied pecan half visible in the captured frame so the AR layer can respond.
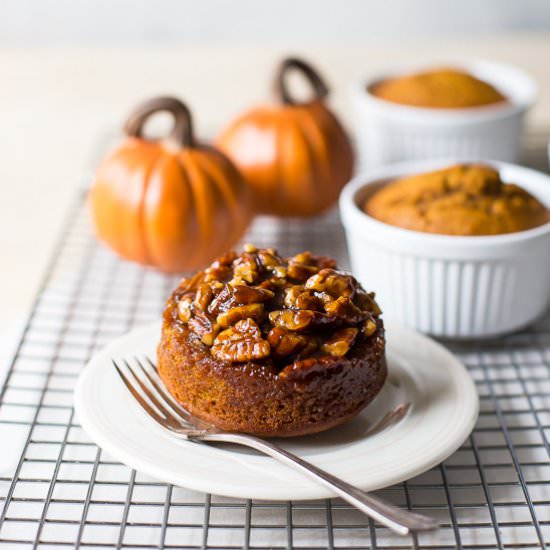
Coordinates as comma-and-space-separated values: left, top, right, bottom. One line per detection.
216, 303, 265, 328
295, 290, 324, 311
232, 285, 274, 305
211, 319, 270, 362
283, 286, 303, 308
283, 286, 323, 311
269, 309, 336, 331
321, 328, 359, 357
324, 296, 368, 323
188, 311, 220, 346
233, 253, 259, 283
177, 271, 205, 292
272, 265, 287, 278
209, 284, 274, 316
305, 269, 356, 298
310, 255, 337, 270
269, 309, 316, 331
193, 281, 223, 311
267, 327, 314, 358
288, 251, 336, 269
204, 264, 233, 283
289, 251, 313, 264
256, 273, 287, 291
257, 249, 282, 269
355, 290, 382, 316
207, 285, 233, 315
286, 261, 320, 282
177, 296, 193, 323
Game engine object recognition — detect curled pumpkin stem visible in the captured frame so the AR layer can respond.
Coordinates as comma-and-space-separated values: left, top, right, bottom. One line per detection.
275, 57, 329, 106
124, 96, 194, 148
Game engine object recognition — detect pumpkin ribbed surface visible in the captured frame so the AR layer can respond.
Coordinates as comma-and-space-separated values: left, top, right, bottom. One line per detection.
217, 58, 354, 217
89, 97, 252, 273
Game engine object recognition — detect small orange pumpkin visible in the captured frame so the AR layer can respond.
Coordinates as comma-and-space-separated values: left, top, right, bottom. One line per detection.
216, 57, 354, 217
89, 97, 252, 273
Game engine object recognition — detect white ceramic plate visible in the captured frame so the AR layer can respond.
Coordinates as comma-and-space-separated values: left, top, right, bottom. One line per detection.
74, 322, 478, 500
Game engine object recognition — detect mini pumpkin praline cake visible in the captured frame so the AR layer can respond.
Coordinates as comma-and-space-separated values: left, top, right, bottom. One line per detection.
157, 245, 387, 437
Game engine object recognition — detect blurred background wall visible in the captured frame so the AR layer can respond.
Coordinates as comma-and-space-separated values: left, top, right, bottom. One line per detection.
1, 0, 550, 45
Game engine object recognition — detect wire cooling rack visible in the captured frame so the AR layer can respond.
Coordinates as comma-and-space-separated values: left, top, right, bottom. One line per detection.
1, 132, 550, 550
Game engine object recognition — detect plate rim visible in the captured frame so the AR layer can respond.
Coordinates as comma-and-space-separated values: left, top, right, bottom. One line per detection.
74, 321, 479, 500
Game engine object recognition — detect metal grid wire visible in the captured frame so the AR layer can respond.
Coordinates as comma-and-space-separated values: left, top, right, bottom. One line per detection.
1, 132, 550, 549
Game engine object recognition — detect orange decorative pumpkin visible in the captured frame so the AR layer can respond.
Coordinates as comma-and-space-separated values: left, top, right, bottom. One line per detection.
216, 57, 354, 217
89, 97, 252, 273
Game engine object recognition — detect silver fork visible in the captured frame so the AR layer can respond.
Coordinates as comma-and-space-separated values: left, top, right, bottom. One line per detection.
113, 357, 438, 535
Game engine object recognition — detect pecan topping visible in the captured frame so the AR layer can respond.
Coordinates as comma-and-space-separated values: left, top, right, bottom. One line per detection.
203, 252, 236, 283
283, 286, 323, 311
217, 303, 265, 328
177, 296, 192, 323
321, 328, 359, 357
233, 253, 259, 283
269, 309, 336, 331
212, 319, 270, 362
188, 311, 220, 346
165, 245, 382, 368
289, 252, 312, 264
267, 327, 314, 358
232, 285, 274, 305
287, 261, 320, 282
305, 269, 356, 297
273, 266, 287, 279
207, 286, 232, 315
193, 284, 214, 312
204, 264, 232, 283
209, 284, 273, 316
324, 296, 368, 323
355, 290, 383, 316
283, 286, 301, 308
257, 249, 280, 269
269, 309, 316, 331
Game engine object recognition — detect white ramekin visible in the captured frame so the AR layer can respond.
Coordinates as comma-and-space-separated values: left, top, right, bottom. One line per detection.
339, 160, 550, 339
351, 59, 537, 171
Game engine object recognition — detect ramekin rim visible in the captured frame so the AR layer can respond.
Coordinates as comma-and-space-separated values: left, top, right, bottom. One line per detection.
351, 58, 537, 122
339, 159, 550, 246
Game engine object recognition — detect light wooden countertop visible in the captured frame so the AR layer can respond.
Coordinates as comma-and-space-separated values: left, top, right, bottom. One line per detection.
1, 33, 549, 342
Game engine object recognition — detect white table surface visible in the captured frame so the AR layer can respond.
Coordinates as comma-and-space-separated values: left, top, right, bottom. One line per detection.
1, 33, 549, 350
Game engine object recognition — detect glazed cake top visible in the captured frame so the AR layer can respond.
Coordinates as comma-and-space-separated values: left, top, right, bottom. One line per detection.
165, 245, 382, 373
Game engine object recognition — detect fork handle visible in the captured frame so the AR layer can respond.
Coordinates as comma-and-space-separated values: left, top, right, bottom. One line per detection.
193, 432, 438, 535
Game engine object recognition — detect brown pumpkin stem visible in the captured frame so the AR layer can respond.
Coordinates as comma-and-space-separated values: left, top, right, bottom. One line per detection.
124, 96, 194, 148
275, 57, 329, 105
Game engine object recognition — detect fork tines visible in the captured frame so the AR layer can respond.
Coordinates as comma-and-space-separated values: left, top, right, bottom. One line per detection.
113, 357, 213, 435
